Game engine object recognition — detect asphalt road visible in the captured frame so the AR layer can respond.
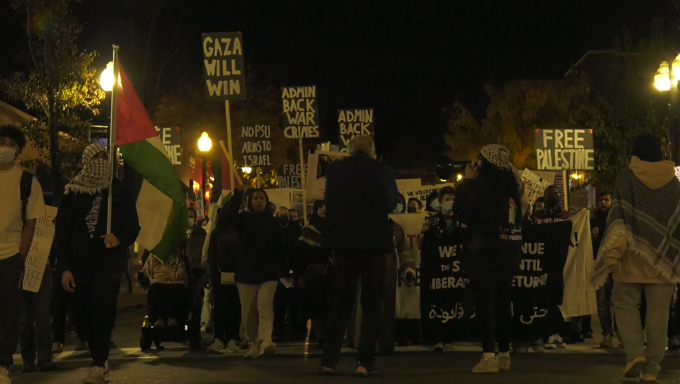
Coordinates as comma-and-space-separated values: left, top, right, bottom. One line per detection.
8, 308, 680, 383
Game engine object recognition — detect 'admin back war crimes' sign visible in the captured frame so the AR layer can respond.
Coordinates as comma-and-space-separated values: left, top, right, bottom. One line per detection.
282, 86, 319, 139
338, 109, 374, 151
535, 129, 594, 170
202, 32, 246, 100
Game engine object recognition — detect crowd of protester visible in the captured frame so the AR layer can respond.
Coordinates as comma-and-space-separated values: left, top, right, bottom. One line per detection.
1, 125, 680, 383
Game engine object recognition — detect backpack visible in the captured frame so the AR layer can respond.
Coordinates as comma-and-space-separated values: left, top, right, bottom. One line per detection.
20, 171, 33, 226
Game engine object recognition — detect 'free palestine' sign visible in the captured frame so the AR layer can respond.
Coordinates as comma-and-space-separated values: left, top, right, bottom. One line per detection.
202, 32, 246, 100
534, 129, 594, 171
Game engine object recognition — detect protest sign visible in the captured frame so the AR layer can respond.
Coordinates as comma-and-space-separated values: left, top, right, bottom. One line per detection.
155, 126, 181, 165
338, 109, 374, 151
306, 151, 348, 201
282, 86, 319, 139
240, 125, 272, 167
391, 213, 425, 319
266, 188, 292, 213
202, 32, 246, 100
522, 169, 552, 213
396, 179, 421, 195
560, 209, 597, 318
278, 164, 307, 189
196, 193, 205, 220
512, 221, 572, 341
535, 129, 594, 170
23, 206, 57, 292
419, 219, 475, 342
403, 184, 451, 206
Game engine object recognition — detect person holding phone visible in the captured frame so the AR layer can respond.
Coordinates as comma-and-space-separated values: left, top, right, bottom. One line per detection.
453, 145, 524, 374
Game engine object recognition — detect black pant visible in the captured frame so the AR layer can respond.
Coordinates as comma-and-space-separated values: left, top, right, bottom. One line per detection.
73, 268, 120, 368
51, 269, 79, 343
273, 282, 289, 339
210, 281, 241, 343
322, 249, 386, 368
470, 275, 513, 353
0, 254, 25, 369
148, 283, 187, 322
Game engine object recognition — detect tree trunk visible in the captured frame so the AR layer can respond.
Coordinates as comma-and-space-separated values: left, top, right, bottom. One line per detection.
48, 106, 63, 206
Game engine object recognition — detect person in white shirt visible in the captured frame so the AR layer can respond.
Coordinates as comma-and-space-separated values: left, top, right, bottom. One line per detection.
0, 125, 46, 384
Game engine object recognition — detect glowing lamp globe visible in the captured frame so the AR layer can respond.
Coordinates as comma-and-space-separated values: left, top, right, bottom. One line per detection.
100, 62, 115, 92
655, 61, 671, 91
198, 132, 212, 152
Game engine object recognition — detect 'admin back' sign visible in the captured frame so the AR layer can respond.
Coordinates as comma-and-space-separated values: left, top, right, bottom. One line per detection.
535, 129, 594, 171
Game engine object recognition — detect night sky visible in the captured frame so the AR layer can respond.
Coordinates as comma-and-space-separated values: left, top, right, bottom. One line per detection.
1, 0, 677, 168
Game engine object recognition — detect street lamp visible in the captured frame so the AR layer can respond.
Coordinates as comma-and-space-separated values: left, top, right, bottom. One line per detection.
100, 62, 115, 92
197, 132, 212, 212
653, 54, 680, 164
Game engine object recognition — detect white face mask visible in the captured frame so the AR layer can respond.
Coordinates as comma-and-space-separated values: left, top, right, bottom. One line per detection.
430, 200, 440, 212
394, 203, 404, 214
441, 201, 454, 214
0, 147, 16, 166
188, 218, 195, 227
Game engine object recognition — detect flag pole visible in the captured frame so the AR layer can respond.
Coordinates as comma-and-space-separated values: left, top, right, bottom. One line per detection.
219, 140, 243, 186
225, 101, 235, 191
107, 45, 119, 234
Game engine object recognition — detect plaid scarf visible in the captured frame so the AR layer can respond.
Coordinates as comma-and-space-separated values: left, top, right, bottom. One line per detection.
592, 169, 680, 285
65, 144, 111, 195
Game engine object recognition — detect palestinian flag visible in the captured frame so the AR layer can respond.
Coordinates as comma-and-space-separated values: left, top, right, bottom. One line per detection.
115, 63, 187, 261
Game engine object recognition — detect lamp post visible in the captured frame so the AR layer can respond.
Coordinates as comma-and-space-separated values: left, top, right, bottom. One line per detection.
198, 132, 212, 214
654, 55, 680, 164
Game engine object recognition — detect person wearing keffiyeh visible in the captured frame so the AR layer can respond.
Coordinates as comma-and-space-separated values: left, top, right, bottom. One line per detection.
591, 134, 680, 382
54, 143, 140, 384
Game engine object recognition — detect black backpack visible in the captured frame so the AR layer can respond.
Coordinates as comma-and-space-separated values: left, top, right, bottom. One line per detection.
20, 171, 33, 225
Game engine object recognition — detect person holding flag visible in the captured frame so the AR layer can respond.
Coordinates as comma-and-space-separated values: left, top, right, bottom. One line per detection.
55, 144, 140, 383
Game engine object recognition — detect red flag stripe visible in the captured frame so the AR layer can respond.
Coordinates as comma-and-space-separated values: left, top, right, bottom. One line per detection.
116, 63, 157, 145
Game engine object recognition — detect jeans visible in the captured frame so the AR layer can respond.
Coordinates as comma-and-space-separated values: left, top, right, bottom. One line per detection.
73, 268, 120, 368
211, 281, 241, 343
237, 281, 278, 344
322, 249, 386, 368
597, 274, 615, 335
20, 264, 53, 367
469, 275, 513, 353
613, 282, 674, 376
0, 254, 25, 369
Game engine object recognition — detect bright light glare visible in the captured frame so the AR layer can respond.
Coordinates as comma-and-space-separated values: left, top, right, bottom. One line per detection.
456, 174, 463, 181
655, 61, 671, 91
672, 54, 680, 80
242, 167, 252, 174
198, 132, 212, 152
100, 62, 115, 92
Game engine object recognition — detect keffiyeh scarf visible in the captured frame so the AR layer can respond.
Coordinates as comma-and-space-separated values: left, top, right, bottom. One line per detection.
65, 144, 111, 195
480, 144, 523, 189
591, 169, 680, 286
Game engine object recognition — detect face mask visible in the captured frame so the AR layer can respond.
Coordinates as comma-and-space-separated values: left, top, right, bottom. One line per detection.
188, 219, 195, 227
0, 147, 16, 165
394, 203, 404, 214
83, 159, 111, 185
278, 216, 290, 226
430, 200, 440, 212
441, 201, 454, 214
545, 195, 560, 208
407, 206, 417, 213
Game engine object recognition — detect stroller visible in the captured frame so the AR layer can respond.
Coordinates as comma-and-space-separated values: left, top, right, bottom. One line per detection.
138, 255, 205, 351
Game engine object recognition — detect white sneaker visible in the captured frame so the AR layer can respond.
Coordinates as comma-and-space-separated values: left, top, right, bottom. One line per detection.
207, 339, 225, 354
0, 366, 10, 384
226, 340, 241, 353
498, 354, 511, 371
258, 340, 277, 357
472, 355, 499, 374
444, 343, 455, 353
244, 343, 260, 358
434, 342, 444, 353
83, 362, 110, 384
600, 334, 614, 348
52, 342, 64, 353
549, 334, 566, 348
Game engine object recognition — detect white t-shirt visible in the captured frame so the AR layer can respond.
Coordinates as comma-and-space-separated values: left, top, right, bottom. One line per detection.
0, 165, 46, 260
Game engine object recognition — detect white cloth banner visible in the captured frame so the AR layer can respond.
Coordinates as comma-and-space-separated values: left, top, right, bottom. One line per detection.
23, 206, 57, 292
391, 213, 426, 319
560, 209, 598, 318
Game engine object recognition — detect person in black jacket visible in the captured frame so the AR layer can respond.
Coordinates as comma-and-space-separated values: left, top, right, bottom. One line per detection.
298, 200, 332, 349
228, 187, 286, 359
321, 135, 399, 377
55, 144, 140, 383
453, 144, 524, 374
206, 203, 242, 355
273, 206, 303, 341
